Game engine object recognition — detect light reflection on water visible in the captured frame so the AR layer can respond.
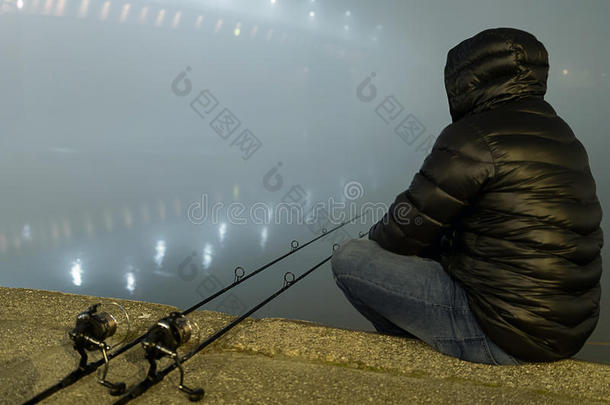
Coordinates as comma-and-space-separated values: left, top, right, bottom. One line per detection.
70, 258, 83, 287
154, 240, 167, 268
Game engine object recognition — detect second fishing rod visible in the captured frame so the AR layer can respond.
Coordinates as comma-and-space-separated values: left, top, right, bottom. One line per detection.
24, 213, 363, 404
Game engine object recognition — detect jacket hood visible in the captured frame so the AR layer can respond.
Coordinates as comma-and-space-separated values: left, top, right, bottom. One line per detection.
444, 27, 549, 122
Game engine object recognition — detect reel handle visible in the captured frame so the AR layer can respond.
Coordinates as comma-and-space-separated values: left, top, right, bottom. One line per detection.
179, 385, 205, 402
99, 379, 126, 396
98, 344, 126, 395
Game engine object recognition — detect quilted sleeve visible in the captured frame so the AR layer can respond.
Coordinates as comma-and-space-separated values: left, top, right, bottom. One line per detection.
368, 122, 495, 258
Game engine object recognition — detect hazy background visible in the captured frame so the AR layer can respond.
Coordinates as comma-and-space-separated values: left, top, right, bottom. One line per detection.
1, 0, 608, 363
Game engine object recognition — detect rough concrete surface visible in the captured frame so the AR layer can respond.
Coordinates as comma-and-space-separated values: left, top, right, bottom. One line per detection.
1, 287, 608, 405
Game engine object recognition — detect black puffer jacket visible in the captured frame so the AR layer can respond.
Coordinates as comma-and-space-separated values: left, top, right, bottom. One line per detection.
368, 27, 603, 362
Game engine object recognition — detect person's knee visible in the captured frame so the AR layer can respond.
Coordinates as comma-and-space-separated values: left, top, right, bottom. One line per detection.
331, 238, 376, 278
331, 239, 356, 277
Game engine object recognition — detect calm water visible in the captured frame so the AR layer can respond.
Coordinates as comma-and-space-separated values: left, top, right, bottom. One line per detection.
1, 0, 608, 364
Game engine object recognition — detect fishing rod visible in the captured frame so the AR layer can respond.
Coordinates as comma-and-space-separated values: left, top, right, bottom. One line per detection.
24, 214, 363, 404
115, 231, 369, 404
183, 213, 363, 315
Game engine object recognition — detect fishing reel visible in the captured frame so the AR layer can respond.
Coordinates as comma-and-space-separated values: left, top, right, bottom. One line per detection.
68, 303, 131, 395
141, 312, 204, 402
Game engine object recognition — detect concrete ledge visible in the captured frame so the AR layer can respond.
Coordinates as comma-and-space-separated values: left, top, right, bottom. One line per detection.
1, 287, 608, 404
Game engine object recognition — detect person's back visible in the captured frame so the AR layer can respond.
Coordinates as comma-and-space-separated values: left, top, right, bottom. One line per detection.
442, 97, 603, 362
332, 27, 603, 364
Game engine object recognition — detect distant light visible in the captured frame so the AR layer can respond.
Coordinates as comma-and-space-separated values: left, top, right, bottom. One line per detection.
158, 200, 166, 221
99, 1, 110, 21
125, 272, 136, 293
344, 24, 349, 31
155, 9, 166, 27
71, 259, 83, 286
234, 22, 241, 37
154, 240, 166, 267
270, 0, 276, 4
260, 226, 268, 249
119, 3, 130, 23
55, 0, 66, 16
17, 0, 24, 9
215, 19, 223, 33
233, 184, 239, 199
219, 222, 227, 242
309, 11, 315, 17
77, 0, 89, 18
43, 0, 53, 14
345, 10, 351, 17
22, 224, 31, 241
172, 11, 181, 28
138, 6, 148, 23
562, 69, 568, 75
123, 207, 133, 229
195, 15, 204, 29
202, 243, 213, 270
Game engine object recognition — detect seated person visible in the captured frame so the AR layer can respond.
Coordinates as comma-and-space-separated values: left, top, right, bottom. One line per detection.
331, 27, 603, 365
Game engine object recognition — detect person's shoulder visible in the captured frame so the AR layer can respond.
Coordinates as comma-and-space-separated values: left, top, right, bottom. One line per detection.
471, 97, 558, 127
434, 117, 486, 150
452, 97, 569, 139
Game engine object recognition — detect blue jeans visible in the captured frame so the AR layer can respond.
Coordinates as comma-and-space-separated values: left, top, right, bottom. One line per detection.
331, 239, 523, 365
